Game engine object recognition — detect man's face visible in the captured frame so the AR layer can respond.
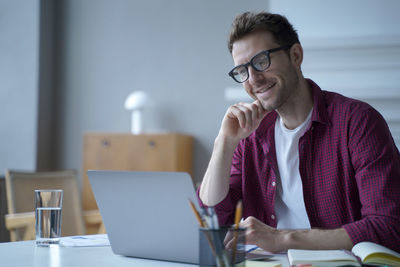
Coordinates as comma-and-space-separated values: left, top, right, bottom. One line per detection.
231, 31, 301, 112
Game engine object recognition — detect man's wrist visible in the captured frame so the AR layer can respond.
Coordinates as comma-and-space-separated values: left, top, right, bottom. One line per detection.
274, 229, 311, 251
215, 132, 241, 149
277, 229, 297, 251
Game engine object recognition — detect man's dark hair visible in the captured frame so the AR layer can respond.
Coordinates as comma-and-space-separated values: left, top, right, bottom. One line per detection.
228, 11, 300, 53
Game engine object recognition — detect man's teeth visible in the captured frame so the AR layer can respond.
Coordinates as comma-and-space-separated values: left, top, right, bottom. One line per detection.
258, 83, 275, 93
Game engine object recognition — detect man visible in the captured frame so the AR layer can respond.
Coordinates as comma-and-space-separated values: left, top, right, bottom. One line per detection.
199, 11, 400, 253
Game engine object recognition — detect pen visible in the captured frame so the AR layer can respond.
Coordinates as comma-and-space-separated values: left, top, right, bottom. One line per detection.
247, 245, 260, 253
208, 207, 232, 266
231, 200, 243, 264
199, 209, 210, 228
208, 207, 219, 229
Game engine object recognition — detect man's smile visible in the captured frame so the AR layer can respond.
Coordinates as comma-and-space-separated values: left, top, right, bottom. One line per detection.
255, 82, 276, 95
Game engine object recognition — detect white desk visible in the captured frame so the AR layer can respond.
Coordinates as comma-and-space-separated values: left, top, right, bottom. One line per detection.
0, 240, 196, 267
0, 240, 289, 267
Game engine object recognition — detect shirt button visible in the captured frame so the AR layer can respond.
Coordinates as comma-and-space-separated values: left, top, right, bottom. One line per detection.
271, 215, 275, 220
272, 181, 276, 187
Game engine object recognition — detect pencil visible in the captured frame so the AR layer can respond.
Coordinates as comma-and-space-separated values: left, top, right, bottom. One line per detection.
188, 199, 217, 257
234, 200, 243, 228
188, 199, 205, 227
231, 200, 243, 264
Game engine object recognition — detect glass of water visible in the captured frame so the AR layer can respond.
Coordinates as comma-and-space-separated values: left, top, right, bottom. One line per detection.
35, 189, 63, 246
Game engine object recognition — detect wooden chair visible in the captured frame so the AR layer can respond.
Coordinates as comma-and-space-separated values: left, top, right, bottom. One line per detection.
4, 169, 105, 241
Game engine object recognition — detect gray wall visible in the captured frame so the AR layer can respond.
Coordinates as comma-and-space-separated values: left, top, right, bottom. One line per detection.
53, 0, 268, 184
0, 0, 40, 174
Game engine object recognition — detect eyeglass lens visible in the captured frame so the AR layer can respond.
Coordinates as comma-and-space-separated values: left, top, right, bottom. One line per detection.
231, 51, 270, 83
252, 53, 270, 71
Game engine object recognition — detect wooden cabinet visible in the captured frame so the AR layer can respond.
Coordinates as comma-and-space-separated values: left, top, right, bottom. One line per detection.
82, 133, 193, 211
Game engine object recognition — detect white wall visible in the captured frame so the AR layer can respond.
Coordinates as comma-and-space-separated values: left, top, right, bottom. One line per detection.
269, 0, 400, 39
229, 0, 400, 148
53, 0, 269, 183
269, 0, 400, 148
0, 0, 40, 175
3, 0, 398, 182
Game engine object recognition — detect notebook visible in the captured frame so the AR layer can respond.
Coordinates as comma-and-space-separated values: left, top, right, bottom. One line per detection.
87, 170, 200, 264
288, 241, 400, 267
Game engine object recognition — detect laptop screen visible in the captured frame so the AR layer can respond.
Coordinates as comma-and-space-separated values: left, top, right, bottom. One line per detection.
88, 170, 200, 264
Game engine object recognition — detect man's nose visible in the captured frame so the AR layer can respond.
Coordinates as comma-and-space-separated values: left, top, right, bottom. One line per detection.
248, 66, 264, 83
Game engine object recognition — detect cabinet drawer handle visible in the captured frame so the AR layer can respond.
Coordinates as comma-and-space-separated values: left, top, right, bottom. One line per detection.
102, 139, 110, 147
148, 140, 156, 148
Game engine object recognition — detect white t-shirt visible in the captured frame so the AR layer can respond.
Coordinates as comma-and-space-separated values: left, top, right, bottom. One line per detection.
274, 110, 312, 229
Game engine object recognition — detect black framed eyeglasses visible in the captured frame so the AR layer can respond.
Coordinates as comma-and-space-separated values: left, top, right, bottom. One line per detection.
228, 44, 292, 83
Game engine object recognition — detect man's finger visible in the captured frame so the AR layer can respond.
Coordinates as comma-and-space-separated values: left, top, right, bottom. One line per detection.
234, 104, 253, 129
229, 105, 247, 128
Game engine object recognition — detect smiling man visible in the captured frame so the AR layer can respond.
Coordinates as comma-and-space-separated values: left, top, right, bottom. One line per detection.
199, 12, 400, 253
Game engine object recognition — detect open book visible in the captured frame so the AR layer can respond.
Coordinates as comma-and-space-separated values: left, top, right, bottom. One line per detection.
288, 241, 400, 267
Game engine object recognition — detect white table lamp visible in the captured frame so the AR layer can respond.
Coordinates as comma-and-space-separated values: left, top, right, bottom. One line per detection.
124, 91, 150, 134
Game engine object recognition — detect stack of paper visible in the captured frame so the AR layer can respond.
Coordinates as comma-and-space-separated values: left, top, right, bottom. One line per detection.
60, 234, 110, 247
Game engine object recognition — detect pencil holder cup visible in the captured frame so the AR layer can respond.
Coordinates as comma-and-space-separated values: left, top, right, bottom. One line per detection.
199, 226, 246, 267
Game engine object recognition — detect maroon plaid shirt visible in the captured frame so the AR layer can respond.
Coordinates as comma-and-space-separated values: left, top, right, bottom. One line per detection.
200, 79, 400, 252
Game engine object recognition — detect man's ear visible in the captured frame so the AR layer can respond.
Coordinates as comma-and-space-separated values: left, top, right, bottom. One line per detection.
289, 43, 303, 69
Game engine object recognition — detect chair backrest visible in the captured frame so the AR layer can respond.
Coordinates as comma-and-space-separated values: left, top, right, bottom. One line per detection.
5, 169, 85, 239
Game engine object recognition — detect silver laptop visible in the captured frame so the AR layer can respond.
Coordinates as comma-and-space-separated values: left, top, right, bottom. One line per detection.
88, 170, 200, 264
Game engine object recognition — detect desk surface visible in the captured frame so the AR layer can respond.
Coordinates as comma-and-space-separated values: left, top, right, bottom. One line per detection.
0, 240, 195, 267
0, 240, 289, 267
